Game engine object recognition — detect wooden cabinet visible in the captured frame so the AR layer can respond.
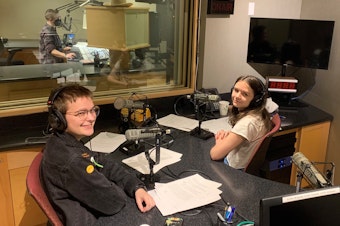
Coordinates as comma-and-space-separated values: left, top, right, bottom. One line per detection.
289, 121, 331, 187
86, 6, 150, 50
0, 146, 47, 226
268, 121, 331, 187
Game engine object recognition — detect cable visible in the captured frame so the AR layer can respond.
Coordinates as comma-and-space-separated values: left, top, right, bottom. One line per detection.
237, 221, 254, 226
201, 207, 215, 226
159, 168, 178, 181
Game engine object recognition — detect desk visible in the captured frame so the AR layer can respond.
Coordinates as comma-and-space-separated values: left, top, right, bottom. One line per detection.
97, 129, 295, 226
0, 100, 332, 226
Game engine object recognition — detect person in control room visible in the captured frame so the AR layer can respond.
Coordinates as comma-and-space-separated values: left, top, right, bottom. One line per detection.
39, 9, 75, 64
210, 75, 272, 170
40, 84, 155, 225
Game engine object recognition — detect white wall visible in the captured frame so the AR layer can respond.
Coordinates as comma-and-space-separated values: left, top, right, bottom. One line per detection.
300, 0, 340, 185
0, 0, 87, 40
202, 0, 340, 185
202, 0, 302, 93
0, 0, 155, 40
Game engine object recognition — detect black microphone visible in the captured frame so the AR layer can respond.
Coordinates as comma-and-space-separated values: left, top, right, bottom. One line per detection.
187, 93, 220, 101
114, 97, 145, 110
292, 152, 330, 188
125, 128, 172, 141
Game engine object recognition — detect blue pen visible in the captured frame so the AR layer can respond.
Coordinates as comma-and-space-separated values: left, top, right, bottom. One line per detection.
225, 205, 235, 223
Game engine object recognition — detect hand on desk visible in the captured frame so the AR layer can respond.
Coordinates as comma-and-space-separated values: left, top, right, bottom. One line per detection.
66, 52, 76, 60
135, 188, 156, 213
64, 46, 72, 51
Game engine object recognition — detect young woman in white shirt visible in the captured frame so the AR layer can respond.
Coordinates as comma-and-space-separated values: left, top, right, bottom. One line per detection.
210, 75, 272, 169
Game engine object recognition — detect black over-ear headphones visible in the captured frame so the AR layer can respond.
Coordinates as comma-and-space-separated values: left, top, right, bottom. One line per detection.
47, 86, 67, 131
249, 77, 266, 108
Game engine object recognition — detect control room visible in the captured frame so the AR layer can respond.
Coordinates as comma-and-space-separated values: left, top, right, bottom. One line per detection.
1, 0, 340, 225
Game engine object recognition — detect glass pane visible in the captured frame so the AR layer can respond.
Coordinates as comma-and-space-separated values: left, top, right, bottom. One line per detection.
0, 0, 196, 115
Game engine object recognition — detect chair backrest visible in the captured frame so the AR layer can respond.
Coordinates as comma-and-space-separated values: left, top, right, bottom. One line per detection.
244, 113, 281, 176
26, 152, 63, 226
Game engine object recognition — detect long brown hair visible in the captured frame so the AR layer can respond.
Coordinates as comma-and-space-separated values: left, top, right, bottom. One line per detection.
228, 75, 272, 131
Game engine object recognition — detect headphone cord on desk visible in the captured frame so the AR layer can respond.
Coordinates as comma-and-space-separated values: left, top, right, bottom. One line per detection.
161, 166, 178, 180
201, 207, 216, 226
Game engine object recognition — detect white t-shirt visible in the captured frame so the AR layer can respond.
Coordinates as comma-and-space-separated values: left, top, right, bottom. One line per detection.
226, 114, 267, 169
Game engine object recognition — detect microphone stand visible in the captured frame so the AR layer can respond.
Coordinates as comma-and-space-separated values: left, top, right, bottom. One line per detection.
138, 133, 161, 189
189, 99, 214, 140
312, 161, 335, 186
295, 161, 335, 192
295, 172, 303, 193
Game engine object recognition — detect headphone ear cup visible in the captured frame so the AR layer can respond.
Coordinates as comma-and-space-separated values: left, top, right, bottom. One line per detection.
250, 92, 265, 107
48, 108, 67, 131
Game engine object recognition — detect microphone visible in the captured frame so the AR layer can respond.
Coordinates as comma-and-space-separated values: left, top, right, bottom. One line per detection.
292, 152, 330, 188
125, 128, 172, 141
187, 93, 220, 101
114, 97, 145, 110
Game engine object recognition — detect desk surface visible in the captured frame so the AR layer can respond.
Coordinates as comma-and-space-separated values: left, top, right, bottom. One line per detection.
95, 129, 295, 225
0, 99, 333, 151
4, 39, 39, 48
0, 101, 331, 225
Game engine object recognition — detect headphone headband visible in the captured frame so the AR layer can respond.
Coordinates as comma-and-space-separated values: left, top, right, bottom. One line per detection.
48, 86, 66, 107
250, 76, 266, 107
47, 86, 67, 131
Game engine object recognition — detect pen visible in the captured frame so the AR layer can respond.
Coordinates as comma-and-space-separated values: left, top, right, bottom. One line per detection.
217, 212, 225, 222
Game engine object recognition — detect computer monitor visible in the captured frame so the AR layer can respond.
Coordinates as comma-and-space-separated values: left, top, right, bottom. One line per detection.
63, 33, 75, 46
260, 186, 340, 226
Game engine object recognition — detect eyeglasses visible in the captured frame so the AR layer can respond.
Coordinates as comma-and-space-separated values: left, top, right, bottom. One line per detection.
66, 106, 100, 120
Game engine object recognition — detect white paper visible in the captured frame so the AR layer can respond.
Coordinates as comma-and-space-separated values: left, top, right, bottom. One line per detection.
157, 114, 198, 131
157, 114, 232, 134
201, 117, 232, 134
85, 132, 126, 153
149, 174, 222, 216
248, 2, 255, 16
122, 147, 182, 174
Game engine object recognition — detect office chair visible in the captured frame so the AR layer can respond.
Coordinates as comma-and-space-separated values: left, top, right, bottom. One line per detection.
26, 152, 63, 226
0, 38, 24, 66
244, 113, 281, 177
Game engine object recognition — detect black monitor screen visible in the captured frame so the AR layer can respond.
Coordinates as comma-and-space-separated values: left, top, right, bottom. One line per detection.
247, 18, 335, 70
260, 186, 340, 226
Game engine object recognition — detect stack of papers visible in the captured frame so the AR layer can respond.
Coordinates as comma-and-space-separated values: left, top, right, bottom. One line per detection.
157, 114, 232, 134
149, 174, 222, 216
122, 147, 182, 174
85, 132, 126, 153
